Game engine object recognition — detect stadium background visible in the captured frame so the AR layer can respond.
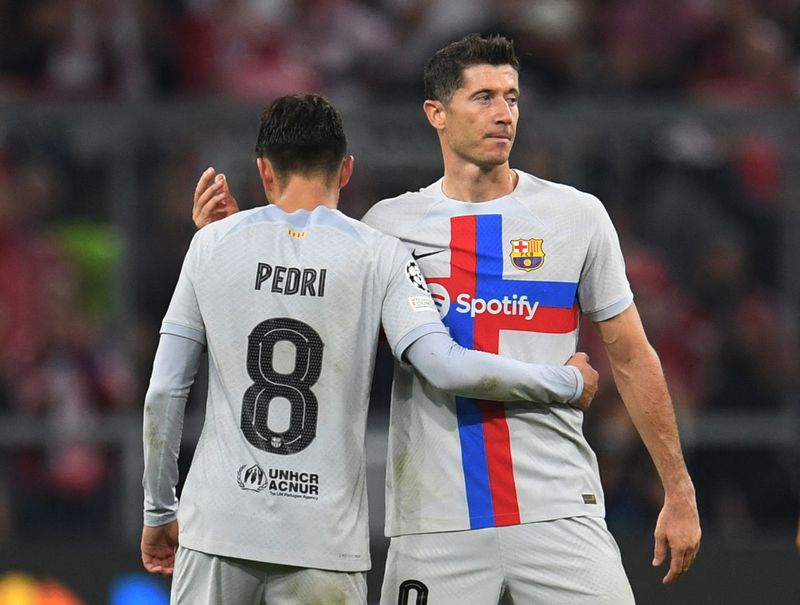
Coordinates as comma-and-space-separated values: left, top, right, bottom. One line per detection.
0, 0, 799, 603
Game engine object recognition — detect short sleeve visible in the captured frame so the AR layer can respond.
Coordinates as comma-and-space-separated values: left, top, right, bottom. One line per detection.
578, 200, 634, 322
379, 238, 447, 359
160, 232, 206, 345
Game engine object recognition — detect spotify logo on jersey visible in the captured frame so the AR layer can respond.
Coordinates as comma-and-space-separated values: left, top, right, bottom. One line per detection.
427, 283, 540, 321
427, 283, 451, 318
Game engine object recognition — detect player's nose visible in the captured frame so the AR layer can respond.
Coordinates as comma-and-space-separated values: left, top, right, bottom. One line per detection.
494, 99, 514, 123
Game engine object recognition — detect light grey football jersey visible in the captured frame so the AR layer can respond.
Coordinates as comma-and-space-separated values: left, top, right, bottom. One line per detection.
361, 170, 634, 536
161, 205, 443, 571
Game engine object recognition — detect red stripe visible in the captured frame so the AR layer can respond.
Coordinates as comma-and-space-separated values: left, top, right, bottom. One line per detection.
443, 215, 477, 301
475, 304, 579, 352
479, 401, 521, 525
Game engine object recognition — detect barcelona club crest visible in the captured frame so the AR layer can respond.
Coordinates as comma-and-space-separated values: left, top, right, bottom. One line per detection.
509, 238, 545, 272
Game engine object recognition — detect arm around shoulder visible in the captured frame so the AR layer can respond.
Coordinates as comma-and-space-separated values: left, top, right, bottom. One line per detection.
404, 331, 589, 406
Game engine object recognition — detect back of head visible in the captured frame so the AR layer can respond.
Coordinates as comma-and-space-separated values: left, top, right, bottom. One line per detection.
255, 94, 347, 181
423, 34, 519, 105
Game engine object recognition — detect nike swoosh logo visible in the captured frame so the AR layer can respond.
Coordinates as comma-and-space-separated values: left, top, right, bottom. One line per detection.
411, 248, 445, 261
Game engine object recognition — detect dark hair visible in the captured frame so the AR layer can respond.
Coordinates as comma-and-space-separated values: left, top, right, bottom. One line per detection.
255, 94, 347, 178
423, 34, 519, 104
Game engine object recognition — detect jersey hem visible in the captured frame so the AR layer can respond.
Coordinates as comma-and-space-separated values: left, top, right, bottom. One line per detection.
393, 321, 449, 360
160, 321, 206, 345
386, 506, 607, 538
583, 295, 633, 323
179, 535, 371, 573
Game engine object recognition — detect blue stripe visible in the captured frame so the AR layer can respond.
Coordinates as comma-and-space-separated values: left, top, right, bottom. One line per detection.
453, 216, 499, 527
456, 396, 494, 528
444, 302, 474, 348
476, 215, 504, 302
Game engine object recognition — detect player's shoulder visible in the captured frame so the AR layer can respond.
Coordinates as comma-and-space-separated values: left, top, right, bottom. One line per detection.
199, 206, 267, 240
187, 207, 262, 256
514, 170, 604, 211
343, 210, 408, 254
361, 180, 442, 228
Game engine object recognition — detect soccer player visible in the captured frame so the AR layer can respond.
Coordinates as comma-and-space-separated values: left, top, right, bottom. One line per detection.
143, 94, 600, 605
193, 35, 701, 604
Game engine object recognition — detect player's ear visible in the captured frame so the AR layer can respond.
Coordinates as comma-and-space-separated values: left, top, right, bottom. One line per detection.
338, 155, 354, 189
257, 157, 275, 198
423, 100, 446, 130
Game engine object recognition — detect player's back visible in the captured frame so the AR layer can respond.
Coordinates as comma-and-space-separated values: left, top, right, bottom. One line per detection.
167, 204, 408, 572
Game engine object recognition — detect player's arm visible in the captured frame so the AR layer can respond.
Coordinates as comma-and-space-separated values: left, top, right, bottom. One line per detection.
193, 167, 240, 228
402, 331, 597, 409
593, 303, 701, 584
141, 332, 203, 576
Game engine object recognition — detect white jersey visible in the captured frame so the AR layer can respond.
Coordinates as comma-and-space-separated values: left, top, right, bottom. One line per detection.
361, 171, 634, 536
161, 205, 443, 571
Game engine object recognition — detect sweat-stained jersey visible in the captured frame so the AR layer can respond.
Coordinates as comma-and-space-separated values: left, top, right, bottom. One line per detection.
160, 205, 444, 571
361, 170, 634, 536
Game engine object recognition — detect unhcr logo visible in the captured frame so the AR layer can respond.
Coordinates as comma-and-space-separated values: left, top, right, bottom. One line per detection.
237, 464, 268, 492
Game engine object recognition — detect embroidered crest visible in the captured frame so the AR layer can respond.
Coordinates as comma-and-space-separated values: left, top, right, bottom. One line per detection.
509, 239, 545, 272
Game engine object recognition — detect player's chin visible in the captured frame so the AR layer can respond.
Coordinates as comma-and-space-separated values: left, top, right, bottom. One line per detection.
480, 145, 512, 163
477, 153, 511, 169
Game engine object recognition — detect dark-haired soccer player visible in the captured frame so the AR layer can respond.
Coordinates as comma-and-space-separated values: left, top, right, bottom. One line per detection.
143, 93, 598, 604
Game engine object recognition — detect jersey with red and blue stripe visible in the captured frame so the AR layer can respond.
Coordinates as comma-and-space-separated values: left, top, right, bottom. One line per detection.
362, 171, 634, 536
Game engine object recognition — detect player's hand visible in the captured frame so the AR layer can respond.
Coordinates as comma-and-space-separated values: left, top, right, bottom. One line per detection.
193, 166, 240, 228
566, 352, 598, 411
652, 486, 701, 584
141, 520, 179, 576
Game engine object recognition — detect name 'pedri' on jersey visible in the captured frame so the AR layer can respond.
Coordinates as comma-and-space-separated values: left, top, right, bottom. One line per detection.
160, 204, 443, 571
361, 170, 634, 537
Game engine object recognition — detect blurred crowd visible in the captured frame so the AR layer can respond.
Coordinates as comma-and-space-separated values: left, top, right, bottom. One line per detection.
0, 0, 799, 549
0, 0, 799, 104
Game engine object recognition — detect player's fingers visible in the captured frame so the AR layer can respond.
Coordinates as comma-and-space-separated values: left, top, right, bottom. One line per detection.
215, 172, 226, 190
652, 534, 667, 567
682, 544, 699, 572
142, 556, 159, 573
195, 166, 215, 193
663, 546, 687, 584
197, 192, 227, 223
566, 352, 586, 363
195, 179, 224, 211
194, 167, 216, 211
145, 564, 173, 578
662, 566, 681, 584
194, 188, 226, 227
663, 539, 699, 584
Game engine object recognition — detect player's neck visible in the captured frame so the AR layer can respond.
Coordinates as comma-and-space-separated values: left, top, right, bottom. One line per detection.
270, 177, 339, 212
441, 164, 518, 202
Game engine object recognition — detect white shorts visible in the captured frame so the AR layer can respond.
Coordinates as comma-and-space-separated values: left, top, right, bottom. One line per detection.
171, 546, 367, 605
380, 517, 635, 605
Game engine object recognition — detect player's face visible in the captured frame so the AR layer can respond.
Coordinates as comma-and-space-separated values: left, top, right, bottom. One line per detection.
441, 64, 519, 169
